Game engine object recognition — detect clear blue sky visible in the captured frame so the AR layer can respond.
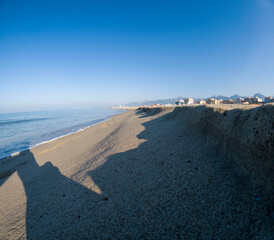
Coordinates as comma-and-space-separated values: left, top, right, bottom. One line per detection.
0, 0, 273, 113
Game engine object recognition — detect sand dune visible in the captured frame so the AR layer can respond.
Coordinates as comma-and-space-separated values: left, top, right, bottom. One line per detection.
0, 105, 273, 239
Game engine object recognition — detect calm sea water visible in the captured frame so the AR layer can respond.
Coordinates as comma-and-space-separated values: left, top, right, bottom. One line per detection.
0, 108, 124, 159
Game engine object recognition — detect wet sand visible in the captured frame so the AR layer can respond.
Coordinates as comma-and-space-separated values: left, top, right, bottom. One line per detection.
0, 105, 273, 239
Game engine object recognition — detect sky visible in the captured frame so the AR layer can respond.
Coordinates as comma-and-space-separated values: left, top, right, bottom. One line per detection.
0, 0, 274, 113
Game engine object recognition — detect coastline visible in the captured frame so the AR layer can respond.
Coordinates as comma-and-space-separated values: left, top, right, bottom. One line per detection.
0, 105, 273, 239
0, 110, 126, 161
0, 109, 131, 182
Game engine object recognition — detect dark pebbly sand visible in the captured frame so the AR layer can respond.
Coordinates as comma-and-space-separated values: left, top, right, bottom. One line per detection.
0, 104, 273, 239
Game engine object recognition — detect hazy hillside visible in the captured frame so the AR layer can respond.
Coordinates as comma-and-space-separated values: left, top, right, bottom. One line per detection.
124, 93, 266, 106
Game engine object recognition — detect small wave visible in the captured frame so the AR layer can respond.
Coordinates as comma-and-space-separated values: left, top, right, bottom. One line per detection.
0, 118, 50, 126
0, 117, 111, 160
0, 109, 124, 160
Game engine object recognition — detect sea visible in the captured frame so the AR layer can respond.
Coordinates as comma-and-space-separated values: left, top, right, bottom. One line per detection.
0, 108, 124, 160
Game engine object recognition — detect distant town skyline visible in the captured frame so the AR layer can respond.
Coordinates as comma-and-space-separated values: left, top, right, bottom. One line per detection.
1, 0, 274, 113
124, 92, 272, 107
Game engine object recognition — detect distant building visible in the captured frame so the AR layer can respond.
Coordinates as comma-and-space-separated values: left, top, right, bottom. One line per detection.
257, 98, 263, 103
175, 99, 184, 105
206, 98, 214, 104
244, 97, 263, 104
265, 96, 274, 103
234, 98, 244, 104
199, 100, 206, 104
222, 99, 234, 104
184, 98, 194, 105
206, 98, 221, 104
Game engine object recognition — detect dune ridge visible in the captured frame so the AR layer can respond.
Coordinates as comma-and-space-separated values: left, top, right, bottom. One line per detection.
141, 104, 274, 195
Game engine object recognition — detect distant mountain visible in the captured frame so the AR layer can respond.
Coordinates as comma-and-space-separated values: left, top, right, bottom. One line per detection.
230, 94, 243, 99
217, 93, 266, 100
125, 97, 185, 107
208, 95, 230, 100
123, 93, 266, 106
252, 93, 265, 99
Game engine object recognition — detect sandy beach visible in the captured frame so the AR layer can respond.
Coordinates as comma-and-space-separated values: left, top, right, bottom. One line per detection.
0, 104, 273, 239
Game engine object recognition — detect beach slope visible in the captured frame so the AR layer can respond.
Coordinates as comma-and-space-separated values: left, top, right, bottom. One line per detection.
0, 105, 273, 239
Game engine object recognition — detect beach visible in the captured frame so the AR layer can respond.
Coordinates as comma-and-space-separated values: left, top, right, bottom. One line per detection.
0, 104, 273, 239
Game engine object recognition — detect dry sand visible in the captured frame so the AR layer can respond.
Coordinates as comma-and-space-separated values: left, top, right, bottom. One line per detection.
0, 104, 273, 239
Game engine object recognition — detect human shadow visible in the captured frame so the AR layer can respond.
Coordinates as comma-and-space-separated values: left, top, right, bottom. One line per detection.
0, 151, 102, 239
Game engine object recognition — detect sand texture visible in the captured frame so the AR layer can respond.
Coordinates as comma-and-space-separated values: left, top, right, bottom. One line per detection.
0, 104, 273, 239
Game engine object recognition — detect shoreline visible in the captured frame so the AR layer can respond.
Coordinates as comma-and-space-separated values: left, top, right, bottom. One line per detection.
0, 111, 127, 161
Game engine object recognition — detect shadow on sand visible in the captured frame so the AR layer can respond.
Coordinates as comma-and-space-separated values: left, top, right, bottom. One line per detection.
0, 106, 272, 239
1, 150, 103, 239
